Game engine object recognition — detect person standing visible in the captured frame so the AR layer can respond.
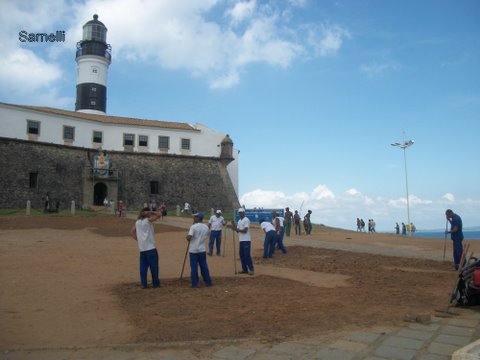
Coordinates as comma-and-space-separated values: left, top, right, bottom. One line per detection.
260, 218, 276, 258
208, 209, 225, 256
272, 211, 287, 253
357, 218, 362, 232
294, 210, 301, 235
186, 212, 212, 288
445, 209, 464, 271
401, 222, 407, 236
130, 207, 162, 289
284, 207, 293, 237
410, 222, 416, 236
236, 208, 254, 275
304, 210, 312, 235
395, 222, 400, 235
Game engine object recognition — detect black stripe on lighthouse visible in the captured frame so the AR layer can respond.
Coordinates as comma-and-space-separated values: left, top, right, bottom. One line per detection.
75, 83, 107, 113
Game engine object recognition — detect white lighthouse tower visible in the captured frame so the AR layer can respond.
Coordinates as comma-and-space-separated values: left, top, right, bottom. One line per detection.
75, 14, 111, 114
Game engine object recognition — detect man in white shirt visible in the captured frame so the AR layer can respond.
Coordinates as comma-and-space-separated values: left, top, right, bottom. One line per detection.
208, 209, 225, 256
186, 212, 212, 288
130, 207, 162, 288
260, 218, 276, 258
235, 208, 254, 275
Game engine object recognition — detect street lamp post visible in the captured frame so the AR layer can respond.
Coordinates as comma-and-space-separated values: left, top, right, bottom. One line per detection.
391, 136, 414, 226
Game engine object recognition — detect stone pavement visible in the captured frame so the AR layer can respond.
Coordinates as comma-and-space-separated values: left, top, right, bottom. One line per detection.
3, 305, 479, 359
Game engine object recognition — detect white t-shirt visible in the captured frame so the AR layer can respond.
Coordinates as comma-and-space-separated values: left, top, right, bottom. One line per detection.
135, 218, 156, 252
261, 222, 275, 233
236, 217, 251, 242
209, 215, 225, 231
188, 222, 209, 253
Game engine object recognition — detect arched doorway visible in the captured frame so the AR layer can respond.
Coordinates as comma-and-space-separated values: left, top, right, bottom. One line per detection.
94, 182, 108, 205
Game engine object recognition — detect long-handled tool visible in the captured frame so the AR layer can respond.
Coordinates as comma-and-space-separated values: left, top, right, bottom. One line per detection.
436, 243, 470, 316
443, 219, 448, 261
222, 226, 226, 257
232, 221, 237, 275
180, 240, 190, 281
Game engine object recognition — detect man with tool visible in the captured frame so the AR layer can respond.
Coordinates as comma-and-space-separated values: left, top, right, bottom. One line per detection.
186, 212, 213, 288
236, 208, 254, 275
445, 209, 464, 271
208, 209, 225, 256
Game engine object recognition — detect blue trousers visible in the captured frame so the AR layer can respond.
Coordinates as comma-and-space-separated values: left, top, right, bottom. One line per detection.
274, 226, 287, 253
208, 230, 222, 255
239, 241, 254, 272
139, 248, 160, 288
264, 230, 276, 258
452, 239, 464, 270
189, 252, 212, 287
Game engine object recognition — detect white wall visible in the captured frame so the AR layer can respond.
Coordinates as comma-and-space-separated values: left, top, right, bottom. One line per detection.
0, 103, 239, 194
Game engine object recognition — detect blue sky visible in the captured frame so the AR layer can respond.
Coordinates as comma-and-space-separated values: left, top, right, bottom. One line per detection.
1, 0, 479, 231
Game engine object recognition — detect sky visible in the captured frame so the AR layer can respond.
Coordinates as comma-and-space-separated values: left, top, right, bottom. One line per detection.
0, 0, 479, 232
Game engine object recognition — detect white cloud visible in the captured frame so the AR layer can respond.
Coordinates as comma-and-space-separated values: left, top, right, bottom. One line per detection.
0, 0, 72, 106
343, 188, 374, 205
311, 184, 335, 201
388, 195, 432, 207
288, 0, 307, 7
360, 61, 402, 77
226, 0, 257, 26
240, 184, 465, 231
1, 0, 351, 104
442, 193, 455, 202
306, 24, 351, 57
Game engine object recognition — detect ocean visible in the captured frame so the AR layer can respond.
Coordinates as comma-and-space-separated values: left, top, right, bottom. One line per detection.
412, 230, 480, 240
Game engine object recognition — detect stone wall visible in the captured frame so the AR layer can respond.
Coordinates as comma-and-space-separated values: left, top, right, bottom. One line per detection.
0, 137, 240, 212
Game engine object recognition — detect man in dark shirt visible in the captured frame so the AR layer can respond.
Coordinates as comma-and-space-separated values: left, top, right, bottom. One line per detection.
445, 209, 464, 270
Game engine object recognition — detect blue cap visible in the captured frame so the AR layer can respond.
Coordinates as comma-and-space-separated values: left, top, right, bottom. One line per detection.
193, 212, 204, 220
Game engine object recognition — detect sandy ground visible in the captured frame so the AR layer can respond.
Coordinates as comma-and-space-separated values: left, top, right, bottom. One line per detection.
1, 214, 479, 351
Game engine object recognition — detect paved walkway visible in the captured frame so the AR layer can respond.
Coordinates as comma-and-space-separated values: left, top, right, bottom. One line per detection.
3, 227, 480, 360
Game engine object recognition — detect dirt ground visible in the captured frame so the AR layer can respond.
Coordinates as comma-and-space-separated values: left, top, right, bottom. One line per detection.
0, 215, 478, 351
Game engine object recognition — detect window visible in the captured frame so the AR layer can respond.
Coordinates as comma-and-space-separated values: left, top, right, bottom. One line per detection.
123, 133, 134, 146
63, 126, 75, 141
181, 138, 191, 150
90, 100, 96, 106
139, 135, 148, 147
150, 181, 159, 194
27, 120, 40, 135
29, 172, 38, 189
158, 136, 169, 149
93, 131, 103, 143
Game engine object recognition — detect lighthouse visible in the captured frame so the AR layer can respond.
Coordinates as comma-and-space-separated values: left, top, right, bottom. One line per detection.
75, 14, 111, 114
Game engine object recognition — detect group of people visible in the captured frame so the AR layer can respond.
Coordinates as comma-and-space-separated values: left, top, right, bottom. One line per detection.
356, 218, 376, 232
259, 211, 288, 258
395, 222, 417, 236
395, 222, 416, 236
129, 203, 466, 288
129, 207, 255, 288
